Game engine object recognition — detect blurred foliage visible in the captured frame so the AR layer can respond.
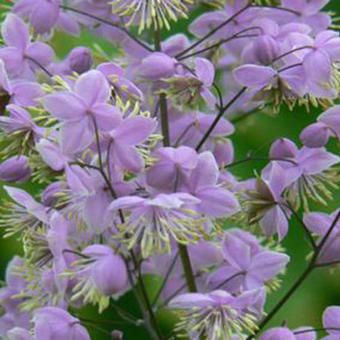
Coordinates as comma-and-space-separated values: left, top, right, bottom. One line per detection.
0, 0, 340, 339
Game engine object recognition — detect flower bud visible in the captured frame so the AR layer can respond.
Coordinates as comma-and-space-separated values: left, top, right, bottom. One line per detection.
300, 122, 330, 147
111, 330, 124, 340
139, 52, 176, 80
83, 245, 128, 296
67, 47, 93, 74
0, 156, 31, 183
269, 138, 298, 159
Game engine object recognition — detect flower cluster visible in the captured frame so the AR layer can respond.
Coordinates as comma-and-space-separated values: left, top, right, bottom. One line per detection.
0, 0, 339, 339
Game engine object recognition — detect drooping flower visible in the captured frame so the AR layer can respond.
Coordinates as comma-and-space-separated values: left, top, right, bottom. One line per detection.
0, 14, 55, 79
266, 138, 340, 209
163, 57, 216, 109
0, 186, 49, 238
107, 192, 203, 258
112, 0, 193, 33
169, 289, 262, 340
208, 229, 289, 292
70, 245, 128, 312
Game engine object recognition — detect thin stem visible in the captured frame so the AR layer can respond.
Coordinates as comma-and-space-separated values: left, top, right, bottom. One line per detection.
152, 253, 179, 307
252, 4, 301, 16
225, 156, 297, 169
278, 62, 303, 73
196, 87, 247, 151
154, 26, 197, 294
246, 265, 314, 340
175, 1, 252, 59
178, 244, 198, 292
91, 115, 103, 170
271, 46, 314, 64
89, 120, 162, 339
125, 259, 159, 340
60, 5, 153, 52
178, 26, 262, 60
214, 271, 246, 290
130, 251, 164, 339
247, 211, 340, 339
316, 210, 340, 253
314, 259, 340, 268
282, 201, 316, 250
25, 55, 53, 77
294, 327, 340, 335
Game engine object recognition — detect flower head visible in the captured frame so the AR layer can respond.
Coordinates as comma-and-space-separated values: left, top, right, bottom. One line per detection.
112, 0, 193, 33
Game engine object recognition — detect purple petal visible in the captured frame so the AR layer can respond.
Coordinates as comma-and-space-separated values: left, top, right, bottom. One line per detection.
42, 92, 86, 120
233, 64, 276, 88
261, 205, 289, 240
169, 293, 214, 309
222, 232, 251, 270
196, 186, 239, 218
113, 116, 156, 145
74, 70, 110, 107
91, 103, 122, 131
1, 14, 29, 51
303, 211, 333, 236
297, 147, 340, 175
26, 42, 55, 67
300, 122, 330, 147
250, 251, 289, 281
196, 58, 215, 86
113, 143, 144, 172
60, 118, 93, 154
323, 306, 340, 335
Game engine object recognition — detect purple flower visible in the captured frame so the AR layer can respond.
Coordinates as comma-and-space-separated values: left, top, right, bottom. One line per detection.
13, 0, 61, 34
266, 138, 340, 209
34, 307, 90, 340
0, 156, 31, 183
146, 146, 199, 192
0, 60, 43, 111
170, 289, 262, 339
81, 245, 128, 296
164, 57, 216, 108
181, 151, 239, 218
139, 52, 177, 81
208, 229, 289, 292
0, 14, 55, 78
103, 115, 156, 172
107, 192, 202, 258
51, 47, 93, 76
0, 186, 49, 237
247, 162, 292, 239
97, 62, 143, 100
42, 70, 122, 154
300, 105, 340, 147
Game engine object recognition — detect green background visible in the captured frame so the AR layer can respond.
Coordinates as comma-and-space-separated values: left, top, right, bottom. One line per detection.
0, 1, 340, 339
